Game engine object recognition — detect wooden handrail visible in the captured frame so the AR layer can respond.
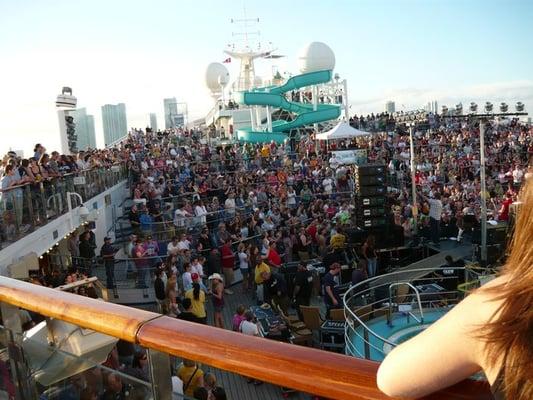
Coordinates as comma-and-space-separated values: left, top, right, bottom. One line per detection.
0, 277, 493, 399
0, 277, 154, 342
137, 316, 386, 400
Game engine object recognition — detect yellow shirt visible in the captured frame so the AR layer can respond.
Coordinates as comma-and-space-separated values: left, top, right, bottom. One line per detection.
261, 145, 270, 158
177, 364, 204, 397
185, 288, 206, 318
330, 233, 346, 249
255, 262, 271, 284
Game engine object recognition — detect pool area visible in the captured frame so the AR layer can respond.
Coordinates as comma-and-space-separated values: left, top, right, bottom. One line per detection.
345, 308, 449, 361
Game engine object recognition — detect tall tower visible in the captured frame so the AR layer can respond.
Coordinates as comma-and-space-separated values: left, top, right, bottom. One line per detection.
56, 87, 78, 154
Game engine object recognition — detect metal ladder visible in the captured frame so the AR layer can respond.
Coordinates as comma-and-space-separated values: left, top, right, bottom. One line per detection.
387, 282, 425, 324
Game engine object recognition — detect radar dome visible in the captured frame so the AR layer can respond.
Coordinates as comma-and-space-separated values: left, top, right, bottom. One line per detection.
297, 42, 335, 74
205, 63, 230, 93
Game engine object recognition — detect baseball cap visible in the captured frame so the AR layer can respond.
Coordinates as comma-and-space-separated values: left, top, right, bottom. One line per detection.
191, 273, 199, 281
104, 237, 111, 241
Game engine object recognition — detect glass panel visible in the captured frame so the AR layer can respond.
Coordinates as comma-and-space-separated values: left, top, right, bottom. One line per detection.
16, 321, 155, 400
0, 168, 127, 249
0, 325, 18, 399
0, 186, 22, 246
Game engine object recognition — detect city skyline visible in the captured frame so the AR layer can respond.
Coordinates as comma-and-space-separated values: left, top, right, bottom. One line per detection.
1, 0, 532, 155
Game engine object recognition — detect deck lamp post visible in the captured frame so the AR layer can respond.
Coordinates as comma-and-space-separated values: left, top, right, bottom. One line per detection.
441, 101, 527, 266
395, 110, 430, 236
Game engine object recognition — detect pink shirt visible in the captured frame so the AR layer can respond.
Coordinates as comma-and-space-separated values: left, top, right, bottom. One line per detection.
232, 314, 246, 331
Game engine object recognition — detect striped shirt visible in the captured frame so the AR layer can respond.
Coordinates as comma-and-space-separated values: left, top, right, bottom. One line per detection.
428, 199, 443, 220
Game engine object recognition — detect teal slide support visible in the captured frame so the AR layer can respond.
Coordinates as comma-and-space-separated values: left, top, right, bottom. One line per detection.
235, 69, 340, 143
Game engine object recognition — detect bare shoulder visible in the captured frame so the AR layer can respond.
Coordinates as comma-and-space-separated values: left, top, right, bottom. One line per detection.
462, 275, 507, 316
448, 275, 507, 335
456, 275, 507, 379
377, 275, 509, 397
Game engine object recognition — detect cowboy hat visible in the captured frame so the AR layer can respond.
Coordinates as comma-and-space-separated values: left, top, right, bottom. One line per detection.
208, 273, 224, 282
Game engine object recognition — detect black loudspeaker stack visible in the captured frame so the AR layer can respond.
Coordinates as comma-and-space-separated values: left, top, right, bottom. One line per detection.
354, 164, 389, 230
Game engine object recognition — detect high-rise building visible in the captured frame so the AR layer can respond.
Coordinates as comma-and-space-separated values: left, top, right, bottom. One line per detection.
71, 108, 97, 150
385, 101, 395, 114
101, 103, 127, 146
425, 100, 439, 114
164, 98, 178, 129
149, 113, 158, 132
87, 115, 95, 147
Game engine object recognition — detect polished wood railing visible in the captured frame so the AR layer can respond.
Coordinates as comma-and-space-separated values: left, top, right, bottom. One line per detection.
0, 277, 493, 400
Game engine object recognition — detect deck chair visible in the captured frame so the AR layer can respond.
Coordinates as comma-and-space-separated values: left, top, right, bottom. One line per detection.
353, 305, 373, 322
372, 307, 390, 320
300, 306, 324, 330
329, 308, 345, 321
273, 301, 307, 331
299, 305, 326, 348
397, 283, 410, 302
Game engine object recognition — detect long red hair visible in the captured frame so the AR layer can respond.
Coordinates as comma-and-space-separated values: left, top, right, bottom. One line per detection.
478, 173, 533, 400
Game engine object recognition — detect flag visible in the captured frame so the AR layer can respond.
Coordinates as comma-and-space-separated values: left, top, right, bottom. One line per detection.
223, 57, 231, 63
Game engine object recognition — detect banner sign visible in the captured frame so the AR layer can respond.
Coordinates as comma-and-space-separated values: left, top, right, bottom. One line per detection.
332, 149, 368, 165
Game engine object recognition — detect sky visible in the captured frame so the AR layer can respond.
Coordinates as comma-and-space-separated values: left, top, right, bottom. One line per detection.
0, 0, 532, 156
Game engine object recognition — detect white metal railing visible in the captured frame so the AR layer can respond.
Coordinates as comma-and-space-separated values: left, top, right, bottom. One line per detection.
387, 282, 425, 324
342, 267, 472, 359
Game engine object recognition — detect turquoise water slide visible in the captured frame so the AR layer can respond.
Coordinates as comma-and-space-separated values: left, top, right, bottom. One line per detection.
235, 70, 340, 143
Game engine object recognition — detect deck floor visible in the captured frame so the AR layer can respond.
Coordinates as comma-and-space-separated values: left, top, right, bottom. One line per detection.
202, 281, 320, 400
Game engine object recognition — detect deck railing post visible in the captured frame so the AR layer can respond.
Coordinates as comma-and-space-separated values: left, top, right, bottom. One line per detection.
147, 349, 173, 400
0, 302, 36, 400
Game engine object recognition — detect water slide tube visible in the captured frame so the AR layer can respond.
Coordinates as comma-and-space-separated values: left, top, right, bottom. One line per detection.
235, 70, 340, 143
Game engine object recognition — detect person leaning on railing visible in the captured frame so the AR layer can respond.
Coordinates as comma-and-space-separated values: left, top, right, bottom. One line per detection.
377, 172, 533, 400
0, 164, 26, 234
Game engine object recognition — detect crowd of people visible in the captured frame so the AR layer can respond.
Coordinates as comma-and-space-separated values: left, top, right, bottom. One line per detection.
0, 143, 128, 246
21, 113, 533, 321
105, 114, 532, 328
5, 108, 532, 399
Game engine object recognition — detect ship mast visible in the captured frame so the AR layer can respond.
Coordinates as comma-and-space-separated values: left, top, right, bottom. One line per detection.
225, 13, 273, 92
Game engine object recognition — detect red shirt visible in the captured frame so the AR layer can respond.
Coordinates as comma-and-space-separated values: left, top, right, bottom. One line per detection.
220, 244, 235, 269
267, 248, 281, 267
306, 224, 317, 242
499, 198, 513, 221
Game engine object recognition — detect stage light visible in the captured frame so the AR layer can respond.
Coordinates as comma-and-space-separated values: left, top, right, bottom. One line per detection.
485, 102, 493, 113
499, 102, 508, 113
455, 103, 463, 115
470, 102, 478, 113
516, 102, 525, 112
441, 105, 448, 115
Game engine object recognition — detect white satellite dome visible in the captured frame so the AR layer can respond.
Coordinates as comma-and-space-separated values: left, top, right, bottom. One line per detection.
297, 42, 335, 74
205, 62, 230, 93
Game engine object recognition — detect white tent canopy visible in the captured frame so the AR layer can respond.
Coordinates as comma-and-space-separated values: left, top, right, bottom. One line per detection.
316, 121, 372, 140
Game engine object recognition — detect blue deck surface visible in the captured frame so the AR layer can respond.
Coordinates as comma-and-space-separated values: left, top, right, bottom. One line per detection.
347, 309, 449, 361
